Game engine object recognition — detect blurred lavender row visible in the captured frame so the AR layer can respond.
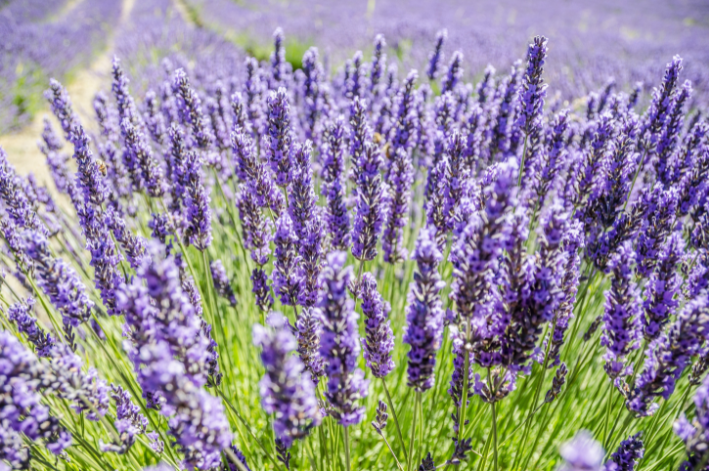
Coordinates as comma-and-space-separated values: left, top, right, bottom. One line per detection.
112, 0, 244, 96
186, 0, 709, 104
0, 0, 121, 132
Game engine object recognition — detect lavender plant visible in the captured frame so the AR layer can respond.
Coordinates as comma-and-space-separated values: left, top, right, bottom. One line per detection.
1, 14, 708, 471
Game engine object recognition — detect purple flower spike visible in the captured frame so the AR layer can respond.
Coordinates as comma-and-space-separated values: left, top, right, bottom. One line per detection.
301, 47, 323, 135
266, 87, 293, 186
519, 36, 548, 135
635, 185, 678, 277
360, 273, 395, 378
317, 251, 369, 426
629, 297, 709, 416
270, 27, 287, 85
111, 56, 142, 128
348, 96, 371, 189
118, 242, 214, 394
22, 229, 94, 327
45, 78, 79, 140
427, 29, 447, 81
0, 331, 71, 466
441, 50, 463, 93
321, 117, 351, 250
7, 297, 55, 357
237, 188, 273, 266
133, 343, 231, 470
452, 158, 517, 323
172, 68, 214, 150
100, 384, 151, 455
289, 141, 318, 241
298, 209, 326, 307
606, 433, 644, 471
254, 312, 321, 448
642, 232, 683, 341
655, 80, 692, 185
558, 431, 604, 471
352, 143, 388, 261
210, 260, 238, 307
641, 55, 683, 153
675, 374, 709, 470
382, 147, 414, 263
121, 118, 166, 197
182, 150, 212, 250
518, 36, 549, 195
602, 243, 642, 386
39, 119, 71, 194
297, 306, 325, 385
273, 213, 303, 306
231, 128, 284, 216
70, 124, 108, 204
404, 227, 446, 392
370, 35, 387, 94
389, 71, 420, 157
251, 267, 274, 313
491, 62, 522, 155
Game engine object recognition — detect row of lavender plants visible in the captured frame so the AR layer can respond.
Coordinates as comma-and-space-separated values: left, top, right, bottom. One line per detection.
185, 0, 709, 106
0, 0, 121, 132
1, 23, 709, 471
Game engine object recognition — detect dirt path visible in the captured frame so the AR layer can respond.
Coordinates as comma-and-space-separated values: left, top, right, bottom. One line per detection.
0, 0, 136, 182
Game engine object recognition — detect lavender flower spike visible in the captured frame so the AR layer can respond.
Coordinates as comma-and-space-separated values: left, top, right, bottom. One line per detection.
100, 384, 150, 454
0, 331, 71, 467
210, 260, 238, 307
519, 36, 549, 135
427, 29, 447, 81
273, 213, 303, 306
404, 227, 446, 392
134, 343, 231, 470
601, 243, 642, 386
266, 87, 293, 186
254, 312, 322, 448
642, 232, 683, 341
558, 431, 605, 471
352, 143, 388, 261
321, 117, 351, 250
675, 374, 709, 470
317, 251, 369, 426
121, 117, 166, 197
441, 50, 463, 93
296, 306, 325, 384
172, 68, 214, 150
7, 297, 55, 357
360, 273, 395, 378
629, 297, 709, 416
22, 228, 94, 327
382, 147, 414, 263
606, 433, 644, 471
182, 150, 212, 250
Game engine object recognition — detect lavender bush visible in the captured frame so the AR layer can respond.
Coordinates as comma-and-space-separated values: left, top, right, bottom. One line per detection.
1, 3, 709, 471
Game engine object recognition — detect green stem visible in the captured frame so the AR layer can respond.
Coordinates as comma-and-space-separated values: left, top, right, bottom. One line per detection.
488, 369, 499, 471
603, 394, 627, 451
601, 382, 614, 445
344, 425, 352, 471
458, 320, 472, 442
407, 392, 420, 471
382, 377, 408, 465
518, 133, 528, 186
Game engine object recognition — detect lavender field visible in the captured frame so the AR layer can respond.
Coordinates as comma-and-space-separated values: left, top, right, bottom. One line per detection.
1, 1, 709, 470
